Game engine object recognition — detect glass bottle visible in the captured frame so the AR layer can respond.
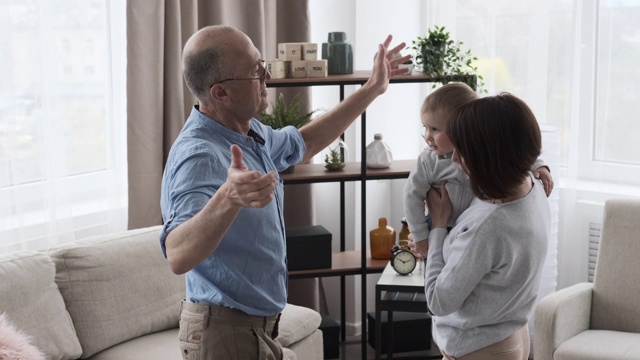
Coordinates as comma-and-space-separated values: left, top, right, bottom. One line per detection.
370, 217, 396, 260
399, 218, 410, 248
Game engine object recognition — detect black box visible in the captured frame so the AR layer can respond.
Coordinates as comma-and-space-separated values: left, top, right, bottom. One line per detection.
367, 311, 432, 354
319, 314, 340, 359
286, 225, 332, 271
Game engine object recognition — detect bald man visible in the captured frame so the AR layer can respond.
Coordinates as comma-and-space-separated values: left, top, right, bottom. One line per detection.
160, 25, 409, 359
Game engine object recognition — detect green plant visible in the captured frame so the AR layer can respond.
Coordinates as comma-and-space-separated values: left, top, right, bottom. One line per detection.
409, 25, 485, 92
324, 145, 345, 171
258, 93, 318, 129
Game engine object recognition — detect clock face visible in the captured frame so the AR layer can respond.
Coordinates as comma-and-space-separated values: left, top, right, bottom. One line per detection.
392, 250, 416, 275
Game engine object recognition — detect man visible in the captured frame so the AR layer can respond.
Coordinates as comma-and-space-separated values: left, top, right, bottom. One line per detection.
160, 25, 409, 359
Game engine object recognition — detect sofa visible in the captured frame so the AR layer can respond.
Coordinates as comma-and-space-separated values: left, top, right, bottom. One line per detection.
0, 225, 323, 360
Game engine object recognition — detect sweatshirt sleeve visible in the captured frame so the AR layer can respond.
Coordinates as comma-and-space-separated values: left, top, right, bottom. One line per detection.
403, 150, 433, 243
532, 158, 549, 172
424, 219, 495, 316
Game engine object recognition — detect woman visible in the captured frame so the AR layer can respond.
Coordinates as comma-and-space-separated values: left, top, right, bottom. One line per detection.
423, 93, 550, 360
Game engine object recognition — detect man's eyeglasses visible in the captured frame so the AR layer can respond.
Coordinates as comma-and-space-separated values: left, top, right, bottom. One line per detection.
211, 60, 269, 87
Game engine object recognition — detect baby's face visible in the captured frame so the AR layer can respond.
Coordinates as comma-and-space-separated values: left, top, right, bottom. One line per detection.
421, 109, 454, 156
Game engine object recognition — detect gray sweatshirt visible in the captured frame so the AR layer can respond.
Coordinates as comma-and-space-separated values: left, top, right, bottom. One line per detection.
403, 148, 547, 243
402, 149, 475, 243
425, 174, 550, 357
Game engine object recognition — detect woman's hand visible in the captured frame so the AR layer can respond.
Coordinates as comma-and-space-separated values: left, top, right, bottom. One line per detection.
426, 181, 452, 229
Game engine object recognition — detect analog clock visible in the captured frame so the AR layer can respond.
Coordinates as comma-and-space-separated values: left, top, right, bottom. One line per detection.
390, 244, 417, 275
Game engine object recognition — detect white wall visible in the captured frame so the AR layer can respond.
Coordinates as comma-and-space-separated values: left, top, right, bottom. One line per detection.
309, 0, 428, 335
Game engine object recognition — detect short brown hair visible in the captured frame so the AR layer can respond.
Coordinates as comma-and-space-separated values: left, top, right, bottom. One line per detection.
421, 82, 478, 117
182, 26, 235, 101
446, 93, 542, 200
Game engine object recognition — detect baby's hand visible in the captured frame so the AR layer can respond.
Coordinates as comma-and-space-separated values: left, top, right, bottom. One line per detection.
408, 235, 429, 259
535, 167, 554, 197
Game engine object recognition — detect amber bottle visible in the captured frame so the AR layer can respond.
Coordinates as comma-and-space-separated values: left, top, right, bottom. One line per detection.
370, 217, 396, 260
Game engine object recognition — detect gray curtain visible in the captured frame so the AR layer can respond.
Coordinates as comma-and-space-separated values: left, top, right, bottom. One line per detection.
126, 0, 324, 314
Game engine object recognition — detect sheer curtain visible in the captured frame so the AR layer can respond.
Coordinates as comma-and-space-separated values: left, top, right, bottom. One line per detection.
0, 0, 128, 255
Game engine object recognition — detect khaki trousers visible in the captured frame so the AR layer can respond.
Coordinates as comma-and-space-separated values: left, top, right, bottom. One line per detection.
178, 301, 282, 360
442, 325, 530, 360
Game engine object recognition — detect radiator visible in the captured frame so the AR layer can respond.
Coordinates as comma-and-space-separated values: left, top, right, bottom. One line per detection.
588, 222, 602, 282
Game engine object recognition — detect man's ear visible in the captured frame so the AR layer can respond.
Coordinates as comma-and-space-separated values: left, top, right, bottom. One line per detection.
210, 84, 227, 102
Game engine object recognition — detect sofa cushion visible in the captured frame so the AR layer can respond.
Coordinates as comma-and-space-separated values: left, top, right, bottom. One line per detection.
277, 303, 322, 348
87, 329, 180, 360
555, 329, 640, 360
0, 251, 82, 359
49, 225, 185, 358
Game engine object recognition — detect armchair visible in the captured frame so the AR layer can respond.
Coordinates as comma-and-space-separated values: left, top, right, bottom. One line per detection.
534, 198, 640, 360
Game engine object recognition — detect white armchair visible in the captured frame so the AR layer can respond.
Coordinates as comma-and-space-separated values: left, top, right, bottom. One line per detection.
534, 198, 640, 360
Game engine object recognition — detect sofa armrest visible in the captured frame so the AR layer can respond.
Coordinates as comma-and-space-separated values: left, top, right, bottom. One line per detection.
534, 282, 593, 360
277, 303, 321, 348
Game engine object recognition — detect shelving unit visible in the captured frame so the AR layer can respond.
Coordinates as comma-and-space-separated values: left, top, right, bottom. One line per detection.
269, 72, 475, 359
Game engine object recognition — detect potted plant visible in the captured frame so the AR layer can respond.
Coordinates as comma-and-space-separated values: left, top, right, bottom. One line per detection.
258, 93, 319, 173
258, 93, 318, 130
324, 144, 346, 171
409, 25, 485, 92
398, 59, 414, 75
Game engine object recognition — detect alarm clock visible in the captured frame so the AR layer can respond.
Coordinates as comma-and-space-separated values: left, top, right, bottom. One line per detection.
390, 243, 417, 275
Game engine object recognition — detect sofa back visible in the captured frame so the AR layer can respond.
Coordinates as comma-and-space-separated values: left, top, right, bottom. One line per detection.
49, 225, 185, 358
0, 251, 83, 359
591, 199, 640, 332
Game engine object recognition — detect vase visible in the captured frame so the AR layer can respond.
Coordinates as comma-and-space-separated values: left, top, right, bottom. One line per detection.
366, 133, 393, 169
322, 32, 353, 75
370, 217, 396, 260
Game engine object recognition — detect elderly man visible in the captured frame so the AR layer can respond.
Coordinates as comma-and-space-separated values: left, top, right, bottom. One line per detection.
160, 25, 409, 359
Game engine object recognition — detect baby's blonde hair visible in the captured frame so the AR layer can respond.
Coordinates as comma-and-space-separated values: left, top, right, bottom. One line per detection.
421, 83, 478, 118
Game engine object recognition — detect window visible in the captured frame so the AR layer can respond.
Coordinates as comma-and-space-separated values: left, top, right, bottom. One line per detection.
0, 0, 127, 254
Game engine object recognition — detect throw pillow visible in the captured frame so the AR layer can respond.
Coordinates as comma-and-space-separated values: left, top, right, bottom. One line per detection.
0, 313, 46, 360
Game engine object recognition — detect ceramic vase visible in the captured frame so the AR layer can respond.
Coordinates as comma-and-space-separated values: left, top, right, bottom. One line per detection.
366, 133, 393, 169
322, 32, 353, 75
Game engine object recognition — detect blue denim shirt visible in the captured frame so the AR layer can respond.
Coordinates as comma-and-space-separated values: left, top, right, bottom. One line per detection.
160, 106, 305, 316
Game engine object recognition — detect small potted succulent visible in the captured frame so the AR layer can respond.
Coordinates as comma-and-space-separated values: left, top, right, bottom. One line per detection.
323, 141, 348, 171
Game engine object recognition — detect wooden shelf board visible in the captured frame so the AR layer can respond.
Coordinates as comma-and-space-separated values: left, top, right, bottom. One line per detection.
281, 159, 416, 184
288, 250, 388, 279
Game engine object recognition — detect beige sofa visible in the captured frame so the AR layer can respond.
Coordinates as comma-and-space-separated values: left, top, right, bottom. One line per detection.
0, 225, 323, 360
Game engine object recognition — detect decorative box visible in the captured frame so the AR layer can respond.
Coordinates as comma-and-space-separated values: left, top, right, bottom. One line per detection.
278, 43, 302, 61
286, 225, 332, 271
319, 314, 340, 359
367, 311, 432, 354
283, 61, 292, 78
290, 60, 308, 78
267, 60, 286, 79
302, 43, 318, 60
307, 60, 328, 78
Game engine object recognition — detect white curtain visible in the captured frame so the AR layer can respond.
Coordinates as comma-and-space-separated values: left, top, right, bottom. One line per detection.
0, 0, 128, 255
